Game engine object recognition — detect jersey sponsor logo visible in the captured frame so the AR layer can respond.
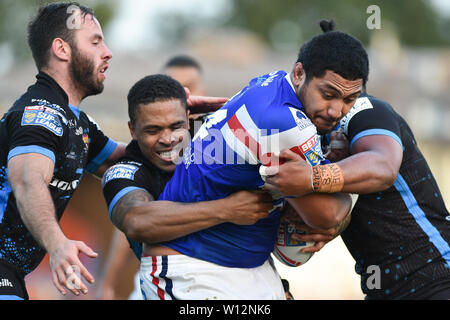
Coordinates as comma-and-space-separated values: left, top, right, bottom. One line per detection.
260, 71, 279, 87
21, 109, 64, 136
340, 97, 373, 134
102, 164, 139, 186
82, 133, 89, 147
290, 108, 313, 131
29, 99, 69, 125
49, 178, 80, 191
303, 143, 322, 166
0, 278, 13, 288
75, 127, 83, 136
300, 135, 319, 153
299, 134, 324, 166
25, 105, 44, 111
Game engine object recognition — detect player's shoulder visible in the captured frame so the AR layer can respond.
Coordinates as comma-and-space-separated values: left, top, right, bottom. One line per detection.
230, 70, 287, 106
238, 71, 309, 132
7, 100, 69, 138
340, 94, 394, 132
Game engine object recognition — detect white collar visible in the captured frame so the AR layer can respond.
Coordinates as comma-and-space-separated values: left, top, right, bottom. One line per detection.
284, 72, 296, 93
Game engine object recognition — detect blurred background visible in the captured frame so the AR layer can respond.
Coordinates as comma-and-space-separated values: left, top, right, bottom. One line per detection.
0, 0, 449, 300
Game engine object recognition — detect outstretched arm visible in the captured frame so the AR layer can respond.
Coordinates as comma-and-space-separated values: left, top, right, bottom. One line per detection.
8, 153, 98, 297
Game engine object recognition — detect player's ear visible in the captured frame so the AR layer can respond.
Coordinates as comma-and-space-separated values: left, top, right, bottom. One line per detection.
292, 62, 306, 87
51, 38, 71, 63
128, 121, 137, 140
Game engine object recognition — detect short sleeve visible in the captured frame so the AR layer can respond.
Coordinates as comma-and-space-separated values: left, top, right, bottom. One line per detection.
85, 113, 118, 173
6, 109, 64, 163
258, 106, 328, 167
101, 162, 147, 220
340, 96, 402, 151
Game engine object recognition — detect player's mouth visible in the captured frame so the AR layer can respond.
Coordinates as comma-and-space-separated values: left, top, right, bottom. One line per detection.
156, 150, 178, 162
99, 65, 108, 80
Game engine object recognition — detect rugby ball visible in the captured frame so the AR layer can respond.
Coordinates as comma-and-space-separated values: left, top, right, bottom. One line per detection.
272, 221, 315, 267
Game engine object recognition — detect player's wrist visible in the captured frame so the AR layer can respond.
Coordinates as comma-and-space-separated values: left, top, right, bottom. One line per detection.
45, 233, 69, 254
311, 163, 344, 193
211, 198, 229, 223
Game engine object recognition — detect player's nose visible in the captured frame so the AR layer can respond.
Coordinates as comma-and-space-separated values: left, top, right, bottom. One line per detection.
159, 130, 177, 145
327, 100, 343, 120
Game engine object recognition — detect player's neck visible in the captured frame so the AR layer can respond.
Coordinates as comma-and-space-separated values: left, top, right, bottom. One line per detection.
42, 66, 83, 107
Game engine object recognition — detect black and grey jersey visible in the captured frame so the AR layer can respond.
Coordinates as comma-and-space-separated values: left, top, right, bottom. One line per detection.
102, 140, 173, 258
334, 94, 450, 299
0, 72, 117, 275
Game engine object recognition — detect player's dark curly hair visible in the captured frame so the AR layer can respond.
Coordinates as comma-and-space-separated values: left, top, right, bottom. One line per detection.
128, 74, 187, 124
28, 2, 94, 70
296, 19, 369, 86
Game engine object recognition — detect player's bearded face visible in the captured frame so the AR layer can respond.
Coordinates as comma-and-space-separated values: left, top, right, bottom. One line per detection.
68, 15, 111, 100
69, 42, 104, 98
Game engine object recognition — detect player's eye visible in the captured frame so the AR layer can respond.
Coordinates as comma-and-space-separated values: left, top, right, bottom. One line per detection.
322, 92, 334, 99
145, 129, 159, 135
344, 97, 357, 104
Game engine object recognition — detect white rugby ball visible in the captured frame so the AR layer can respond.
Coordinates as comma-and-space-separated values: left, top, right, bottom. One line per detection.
272, 221, 315, 267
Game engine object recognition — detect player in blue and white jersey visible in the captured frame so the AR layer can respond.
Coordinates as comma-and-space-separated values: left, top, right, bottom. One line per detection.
138, 28, 368, 300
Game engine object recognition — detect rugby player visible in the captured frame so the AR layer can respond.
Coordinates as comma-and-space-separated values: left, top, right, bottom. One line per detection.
0, 3, 226, 300
263, 21, 450, 300
134, 29, 368, 299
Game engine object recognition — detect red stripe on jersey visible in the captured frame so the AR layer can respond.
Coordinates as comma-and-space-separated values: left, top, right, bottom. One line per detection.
228, 113, 261, 161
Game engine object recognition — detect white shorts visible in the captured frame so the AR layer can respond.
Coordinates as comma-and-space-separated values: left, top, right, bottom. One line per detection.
140, 255, 286, 300
128, 272, 143, 300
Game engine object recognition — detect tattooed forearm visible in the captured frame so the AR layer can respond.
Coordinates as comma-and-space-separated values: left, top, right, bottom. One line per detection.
111, 189, 153, 230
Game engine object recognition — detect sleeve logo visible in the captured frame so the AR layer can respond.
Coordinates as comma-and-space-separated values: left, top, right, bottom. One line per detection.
340, 97, 373, 134
102, 164, 140, 187
289, 108, 313, 131
21, 107, 63, 136
300, 135, 323, 166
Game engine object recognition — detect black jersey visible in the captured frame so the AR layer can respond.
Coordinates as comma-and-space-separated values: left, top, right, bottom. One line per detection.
0, 72, 117, 275
102, 140, 173, 258
336, 94, 450, 299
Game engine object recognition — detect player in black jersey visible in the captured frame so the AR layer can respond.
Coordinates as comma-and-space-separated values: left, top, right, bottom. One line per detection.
0, 3, 227, 300
0, 3, 126, 300
263, 21, 450, 299
98, 55, 211, 299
